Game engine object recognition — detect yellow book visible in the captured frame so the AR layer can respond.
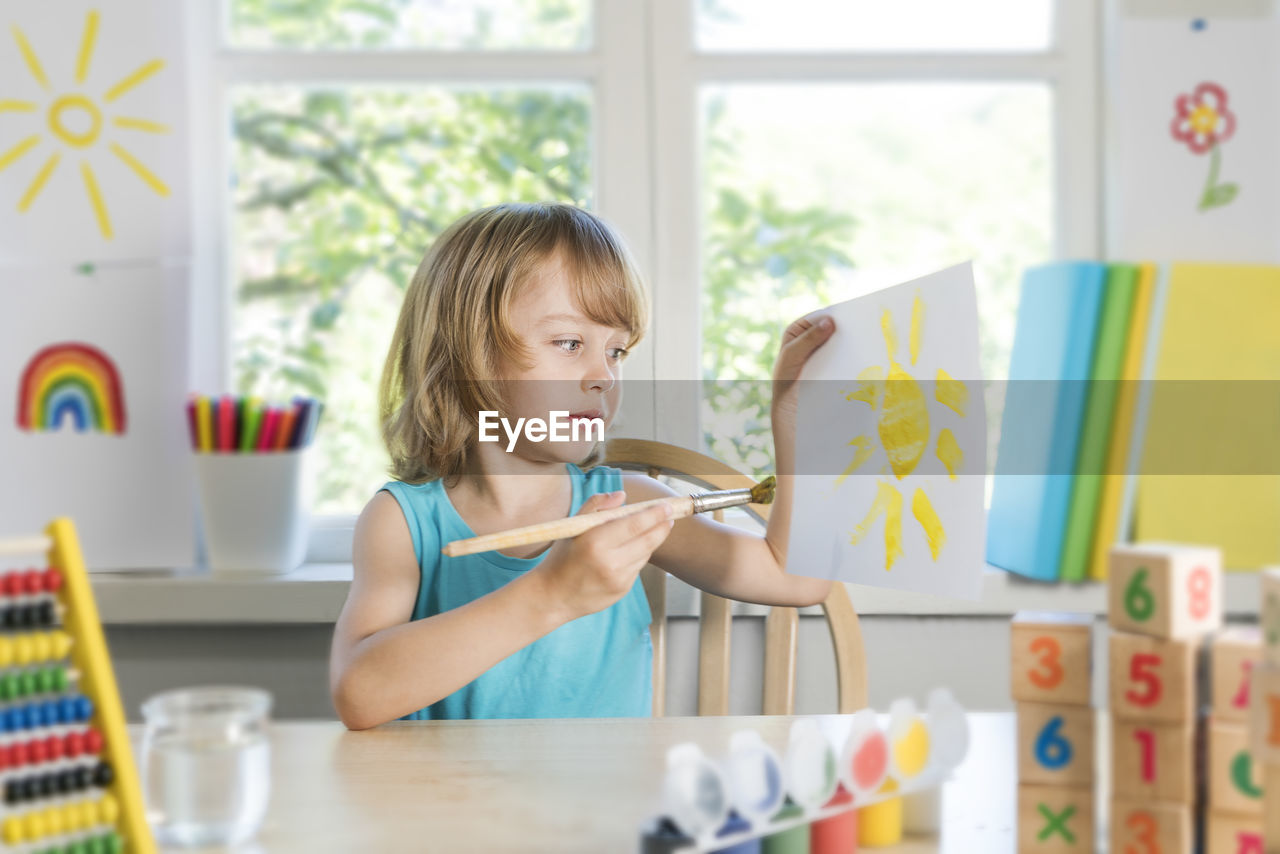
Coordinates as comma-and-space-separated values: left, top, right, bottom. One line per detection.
1088, 262, 1157, 579
1135, 263, 1280, 569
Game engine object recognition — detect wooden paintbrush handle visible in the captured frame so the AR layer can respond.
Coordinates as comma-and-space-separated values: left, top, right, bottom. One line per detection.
441, 495, 695, 558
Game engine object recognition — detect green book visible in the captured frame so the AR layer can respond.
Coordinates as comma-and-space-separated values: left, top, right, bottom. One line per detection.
1058, 263, 1139, 582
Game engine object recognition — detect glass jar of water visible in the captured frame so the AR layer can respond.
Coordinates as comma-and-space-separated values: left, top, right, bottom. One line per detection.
141, 686, 272, 847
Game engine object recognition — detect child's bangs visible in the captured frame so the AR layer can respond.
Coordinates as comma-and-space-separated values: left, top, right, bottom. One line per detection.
555, 234, 648, 347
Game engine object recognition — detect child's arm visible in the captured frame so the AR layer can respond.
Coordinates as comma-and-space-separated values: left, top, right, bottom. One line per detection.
329, 490, 673, 729
633, 314, 837, 608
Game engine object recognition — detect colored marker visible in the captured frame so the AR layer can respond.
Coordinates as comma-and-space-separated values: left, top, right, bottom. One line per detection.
195, 396, 213, 452
240, 397, 264, 452
218, 394, 235, 452
288, 398, 312, 449
234, 396, 245, 450
256, 407, 280, 451
184, 396, 198, 450
274, 405, 299, 451
305, 401, 324, 446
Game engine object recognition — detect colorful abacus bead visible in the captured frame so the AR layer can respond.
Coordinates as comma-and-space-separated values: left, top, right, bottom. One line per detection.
3, 571, 25, 596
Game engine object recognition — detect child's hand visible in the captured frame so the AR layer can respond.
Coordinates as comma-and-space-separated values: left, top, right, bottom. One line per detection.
533, 491, 674, 624
771, 313, 836, 425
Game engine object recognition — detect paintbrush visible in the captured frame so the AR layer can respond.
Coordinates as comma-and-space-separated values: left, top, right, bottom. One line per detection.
441, 476, 776, 558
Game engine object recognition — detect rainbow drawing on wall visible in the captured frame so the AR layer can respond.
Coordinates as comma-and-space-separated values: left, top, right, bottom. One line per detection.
16, 343, 127, 434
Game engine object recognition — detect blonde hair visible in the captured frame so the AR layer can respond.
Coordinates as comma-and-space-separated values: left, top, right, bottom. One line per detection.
379, 202, 649, 484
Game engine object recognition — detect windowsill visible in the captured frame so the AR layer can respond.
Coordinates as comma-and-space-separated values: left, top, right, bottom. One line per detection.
87, 563, 1265, 625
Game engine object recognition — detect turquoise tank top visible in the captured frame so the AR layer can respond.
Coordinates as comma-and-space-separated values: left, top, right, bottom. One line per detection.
379, 463, 654, 720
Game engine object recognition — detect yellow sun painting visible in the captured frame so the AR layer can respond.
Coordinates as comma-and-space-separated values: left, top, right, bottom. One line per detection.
1, 10, 170, 240
835, 292, 971, 571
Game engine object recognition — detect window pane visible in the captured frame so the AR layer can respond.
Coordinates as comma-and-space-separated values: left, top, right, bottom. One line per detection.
700, 83, 1052, 474
230, 85, 592, 514
227, 0, 592, 50
698, 0, 1052, 52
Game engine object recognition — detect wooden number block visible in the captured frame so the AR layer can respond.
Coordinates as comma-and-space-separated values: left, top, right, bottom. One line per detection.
1248, 662, 1280, 763
1109, 800, 1191, 854
1207, 719, 1265, 814
1017, 702, 1094, 786
1212, 626, 1262, 722
1017, 784, 1094, 853
1263, 568, 1280, 667
1265, 764, 1280, 854
1012, 612, 1093, 706
1111, 718, 1195, 803
1108, 543, 1222, 639
1205, 811, 1264, 854
1108, 630, 1198, 723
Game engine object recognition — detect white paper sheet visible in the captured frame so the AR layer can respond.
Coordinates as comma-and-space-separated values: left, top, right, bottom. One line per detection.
1108, 15, 1280, 262
787, 263, 987, 601
0, 264, 194, 570
0, 2, 190, 263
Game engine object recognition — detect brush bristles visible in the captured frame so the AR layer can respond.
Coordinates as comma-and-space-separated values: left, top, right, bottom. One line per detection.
750, 475, 777, 505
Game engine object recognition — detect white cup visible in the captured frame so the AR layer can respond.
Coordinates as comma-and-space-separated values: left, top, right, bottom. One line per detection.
194, 447, 313, 574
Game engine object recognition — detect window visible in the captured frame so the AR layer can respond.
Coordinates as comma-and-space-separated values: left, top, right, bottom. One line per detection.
682, 0, 1096, 474
207, 0, 605, 519
198, 0, 1098, 549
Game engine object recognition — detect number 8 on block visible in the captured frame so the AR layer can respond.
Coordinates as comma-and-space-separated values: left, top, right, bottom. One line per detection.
1107, 544, 1222, 640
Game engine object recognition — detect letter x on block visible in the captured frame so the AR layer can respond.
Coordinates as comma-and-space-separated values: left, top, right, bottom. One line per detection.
1039, 803, 1077, 843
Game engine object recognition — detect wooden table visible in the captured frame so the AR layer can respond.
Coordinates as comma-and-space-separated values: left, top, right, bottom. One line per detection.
131, 713, 1022, 853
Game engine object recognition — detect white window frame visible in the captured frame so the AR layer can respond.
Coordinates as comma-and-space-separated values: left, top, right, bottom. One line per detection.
189, 0, 1100, 566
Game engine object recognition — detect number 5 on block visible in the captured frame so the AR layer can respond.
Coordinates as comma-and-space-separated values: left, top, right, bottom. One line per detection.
1017, 703, 1094, 786
1011, 612, 1093, 706
1108, 544, 1222, 640
1108, 632, 1197, 723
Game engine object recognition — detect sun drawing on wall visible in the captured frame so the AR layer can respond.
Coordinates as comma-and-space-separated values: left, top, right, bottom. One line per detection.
16, 342, 127, 435
835, 294, 969, 570
1, 10, 170, 239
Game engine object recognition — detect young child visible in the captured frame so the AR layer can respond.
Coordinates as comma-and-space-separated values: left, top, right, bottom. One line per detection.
329, 202, 836, 729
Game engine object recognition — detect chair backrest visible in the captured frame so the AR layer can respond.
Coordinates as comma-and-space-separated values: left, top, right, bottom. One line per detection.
605, 438, 868, 716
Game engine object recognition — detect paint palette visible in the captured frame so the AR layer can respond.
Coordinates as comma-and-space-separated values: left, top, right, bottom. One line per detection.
639, 689, 968, 853
0, 518, 153, 853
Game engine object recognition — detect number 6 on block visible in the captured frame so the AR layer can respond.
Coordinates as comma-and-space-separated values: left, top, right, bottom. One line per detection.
1107, 543, 1222, 640
1017, 703, 1094, 786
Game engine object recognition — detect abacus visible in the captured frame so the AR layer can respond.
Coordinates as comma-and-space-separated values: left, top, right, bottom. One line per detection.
0, 519, 153, 854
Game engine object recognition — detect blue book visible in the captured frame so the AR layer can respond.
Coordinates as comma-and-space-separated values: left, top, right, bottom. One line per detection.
986, 262, 1107, 581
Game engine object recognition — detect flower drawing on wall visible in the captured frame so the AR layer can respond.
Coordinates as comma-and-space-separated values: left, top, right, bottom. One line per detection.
1170, 82, 1238, 212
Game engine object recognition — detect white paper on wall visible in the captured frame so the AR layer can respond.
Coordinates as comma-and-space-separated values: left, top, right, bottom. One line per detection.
0, 264, 194, 570
1108, 14, 1280, 262
787, 263, 987, 601
0, 2, 191, 264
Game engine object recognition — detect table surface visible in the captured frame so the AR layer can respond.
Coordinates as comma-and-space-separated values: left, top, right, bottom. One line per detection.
127, 712, 1052, 854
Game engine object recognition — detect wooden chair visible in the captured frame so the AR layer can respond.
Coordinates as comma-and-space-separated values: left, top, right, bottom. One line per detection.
605, 438, 868, 717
